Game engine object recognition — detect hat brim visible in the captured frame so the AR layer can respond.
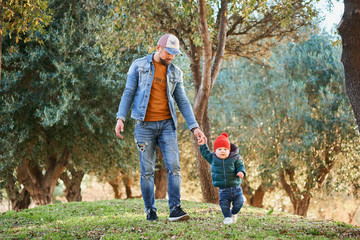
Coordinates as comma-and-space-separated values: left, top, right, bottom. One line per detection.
165, 47, 182, 55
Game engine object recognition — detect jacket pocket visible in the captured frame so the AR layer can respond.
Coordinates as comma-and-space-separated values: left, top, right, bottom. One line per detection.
138, 66, 151, 86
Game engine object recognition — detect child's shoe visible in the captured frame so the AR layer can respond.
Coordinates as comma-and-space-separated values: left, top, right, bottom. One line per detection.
223, 217, 233, 224
232, 214, 238, 223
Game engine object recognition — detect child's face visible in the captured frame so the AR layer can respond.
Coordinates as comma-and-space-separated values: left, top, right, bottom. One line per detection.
215, 147, 230, 159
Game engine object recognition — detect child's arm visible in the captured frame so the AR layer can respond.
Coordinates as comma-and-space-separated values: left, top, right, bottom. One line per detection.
199, 144, 213, 164
235, 155, 246, 178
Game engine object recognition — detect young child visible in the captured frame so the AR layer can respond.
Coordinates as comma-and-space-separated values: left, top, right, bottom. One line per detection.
198, 132, 246, 224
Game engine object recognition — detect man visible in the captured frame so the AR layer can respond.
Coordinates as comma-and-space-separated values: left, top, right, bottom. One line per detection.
115, 33, 206, 222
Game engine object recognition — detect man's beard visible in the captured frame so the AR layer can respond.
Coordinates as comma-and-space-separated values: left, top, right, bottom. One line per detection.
160, 57, 171, 66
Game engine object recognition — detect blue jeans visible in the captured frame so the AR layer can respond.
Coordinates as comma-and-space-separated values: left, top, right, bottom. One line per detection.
218, 186, 244, 218
134, 119, 181, 213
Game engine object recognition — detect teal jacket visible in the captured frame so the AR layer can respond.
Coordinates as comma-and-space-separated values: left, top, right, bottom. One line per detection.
199, 143, 246, 188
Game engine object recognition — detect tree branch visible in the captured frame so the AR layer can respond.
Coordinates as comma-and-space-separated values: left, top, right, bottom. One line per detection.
211, 0, 228, 89
44, 146, 70, 187
193, 0, 213, 121
279, 169, 296, 206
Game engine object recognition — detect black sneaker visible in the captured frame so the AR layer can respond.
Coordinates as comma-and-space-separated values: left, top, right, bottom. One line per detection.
147, 209, 158, 221
169, 206, 190, 222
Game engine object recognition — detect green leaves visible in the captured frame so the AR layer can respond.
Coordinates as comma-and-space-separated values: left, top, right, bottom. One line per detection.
209, 31, 358, 215
0, 0, 142, 196
2, 0, 52, 44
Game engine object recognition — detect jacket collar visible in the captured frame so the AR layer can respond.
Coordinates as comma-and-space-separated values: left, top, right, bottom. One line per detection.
228, 143, 239, 158
147, 53, 175, 73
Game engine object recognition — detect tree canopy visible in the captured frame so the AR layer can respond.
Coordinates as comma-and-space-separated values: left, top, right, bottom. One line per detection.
209, 32, 358, 216
0, 0, 140, 208
104, 0, 321, 203
0, 0, 52, 85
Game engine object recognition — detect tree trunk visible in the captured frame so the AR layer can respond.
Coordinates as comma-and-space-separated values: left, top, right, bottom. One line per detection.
280, 149, 335, 217
338, 0, 360, 132
189, 0, 228, 204
108, 174, 134, 199
192, 108, 219, 204
193, 139, 218, 204
293, 194, 311, 217
154, 147, 167, 199
0, 0, 3, 86
348, 202, 360, 225
241, 179, 253, 204
60, 164, 84, 202
242, 180, 267, 208
108, 180, 122, 199
279, 169, 311, 217
5, 175, 31, 211
122, 174, 133, 198
12, 189, 31, 211
17, 146, 70, 206
251, 184, 267, 208
188, 48, 218, 203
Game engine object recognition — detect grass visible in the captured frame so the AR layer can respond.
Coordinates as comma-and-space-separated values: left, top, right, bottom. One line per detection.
1, 199, 360, 239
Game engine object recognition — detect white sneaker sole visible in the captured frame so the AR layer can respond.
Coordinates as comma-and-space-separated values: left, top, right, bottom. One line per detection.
223, 217, 233, 224
169, 214, 190, 222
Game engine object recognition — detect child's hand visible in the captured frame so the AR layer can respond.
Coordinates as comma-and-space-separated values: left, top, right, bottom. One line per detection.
237, 172, 244, 179
198, 137, 206, 145
194, 128, 207, 145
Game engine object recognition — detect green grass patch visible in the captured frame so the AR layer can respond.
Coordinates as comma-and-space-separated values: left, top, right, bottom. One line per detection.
1, 199, 359, 239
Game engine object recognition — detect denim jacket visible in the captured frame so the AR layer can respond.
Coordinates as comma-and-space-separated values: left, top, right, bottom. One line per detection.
116, 54, 199, 130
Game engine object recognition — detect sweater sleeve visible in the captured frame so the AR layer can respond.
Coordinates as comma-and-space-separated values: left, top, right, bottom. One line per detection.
199, 144, 213, 164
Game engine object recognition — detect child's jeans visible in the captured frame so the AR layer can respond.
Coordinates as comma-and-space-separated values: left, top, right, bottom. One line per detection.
218, 186, 244, 218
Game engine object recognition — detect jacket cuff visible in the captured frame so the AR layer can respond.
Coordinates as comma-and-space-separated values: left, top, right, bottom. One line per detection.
239, 171, 246, 177
191, 127, 199, 133
116, 115, 126, 122
188, 123, 199, 131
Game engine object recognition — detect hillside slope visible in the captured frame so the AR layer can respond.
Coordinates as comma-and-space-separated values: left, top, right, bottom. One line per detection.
1, 199, 359, 239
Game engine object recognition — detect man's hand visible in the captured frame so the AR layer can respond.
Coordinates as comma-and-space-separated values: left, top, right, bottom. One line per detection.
237, 172, 244, 179
193, 128, 207, 145
115, 119, 124, 139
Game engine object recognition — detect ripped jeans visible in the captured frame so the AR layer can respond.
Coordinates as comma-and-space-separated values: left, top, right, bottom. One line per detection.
134, 119, 181, 212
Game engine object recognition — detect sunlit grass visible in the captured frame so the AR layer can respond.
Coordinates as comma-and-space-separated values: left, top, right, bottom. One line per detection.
1, 199, 359, 239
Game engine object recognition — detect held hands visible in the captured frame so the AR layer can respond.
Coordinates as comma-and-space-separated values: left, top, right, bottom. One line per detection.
198, 137, 206, 145
237, 172, 244, 179
115, 119, 124, 139
194, 128, 207, 145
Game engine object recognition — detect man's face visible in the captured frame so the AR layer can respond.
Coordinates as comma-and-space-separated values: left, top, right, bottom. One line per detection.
158, 47, 175, 66
215, 147, 230, 159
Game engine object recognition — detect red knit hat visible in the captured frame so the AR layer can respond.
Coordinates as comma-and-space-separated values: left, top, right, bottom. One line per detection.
214, 132, 230, 151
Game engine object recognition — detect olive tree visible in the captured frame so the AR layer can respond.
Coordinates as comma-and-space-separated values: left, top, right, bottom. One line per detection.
108, 0, 319, 203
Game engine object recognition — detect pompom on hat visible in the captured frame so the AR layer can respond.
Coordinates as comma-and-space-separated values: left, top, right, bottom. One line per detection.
214, 132, 230, 151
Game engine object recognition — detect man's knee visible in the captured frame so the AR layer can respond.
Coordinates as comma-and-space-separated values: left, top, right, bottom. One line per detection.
137, 143, 146, 152
141, 172, 155, 180
167, 169, 181, 176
